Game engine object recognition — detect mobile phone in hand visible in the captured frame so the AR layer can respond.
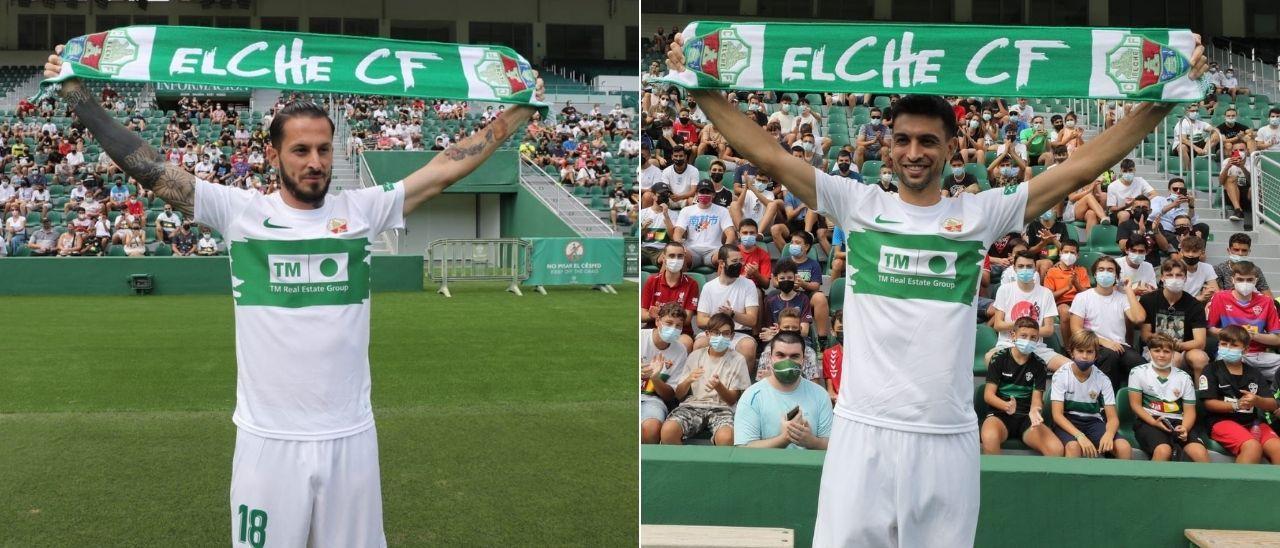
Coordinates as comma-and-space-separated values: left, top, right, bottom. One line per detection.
786, 405, 801, 421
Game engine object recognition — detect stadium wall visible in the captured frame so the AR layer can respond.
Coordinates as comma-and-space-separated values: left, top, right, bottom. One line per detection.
641, 446, 1280, 548
0, 255, 423, 295
501, 186, 579, 239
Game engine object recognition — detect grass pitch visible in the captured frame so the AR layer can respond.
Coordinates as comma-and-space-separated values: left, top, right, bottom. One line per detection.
0, 282, 636, 547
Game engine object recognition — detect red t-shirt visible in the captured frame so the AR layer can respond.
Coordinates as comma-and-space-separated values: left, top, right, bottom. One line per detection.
739, 244, 772, 286
642, 273, 701, 334
823, 343, 843, 396
673, 121, 699, 144
126, 200, 144, 217
1207, 290, 1280, 354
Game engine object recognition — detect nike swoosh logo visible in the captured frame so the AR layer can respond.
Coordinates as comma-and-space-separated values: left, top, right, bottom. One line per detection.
873, 214, 901, 224
263, 218, 291, 229
1001, 373, 1014, 377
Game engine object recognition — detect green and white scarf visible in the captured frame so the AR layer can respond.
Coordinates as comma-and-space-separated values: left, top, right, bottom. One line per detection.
39, 26, 547, 110
657, 21, 1206, 102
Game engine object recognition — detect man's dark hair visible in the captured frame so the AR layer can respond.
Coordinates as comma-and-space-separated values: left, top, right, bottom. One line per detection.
793, 230, 814, 247
268, 101, 334, 150
739, 218, 759, 230
1060, 238, 1079, 252
717, 244, 739, 263
1270, 107, 1280, 117
1127, 238, 1148, 251
1013, 250, 1038, 267
888, 95, 957, 139
774, 260, 798, 276
1229, 232, 1252, 248
771, 330, 806, 352
1120, 158, 1135, 170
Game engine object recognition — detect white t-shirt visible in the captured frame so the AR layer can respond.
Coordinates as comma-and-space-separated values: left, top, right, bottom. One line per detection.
1106, 178, 1155, 208
1118, 258, 1156, 290
675, 204, 733, 254
816, 167, 1028, 434
1257, 125, 1280, 152
696, 275, 760, 332
1069, 288, 1132, 344
197, 234, 218, 253
1183, 261, 1215, 297
1051, 365, 1115, 421
194, 179, 405, 441
640, 165, 664, 190
1127, 363, 1196, 420
640, 329, 690, 407
1173, 118, 1213, 146
993, 282, 1058, 344
661, 164, 700, 196
742, 189, 775, 225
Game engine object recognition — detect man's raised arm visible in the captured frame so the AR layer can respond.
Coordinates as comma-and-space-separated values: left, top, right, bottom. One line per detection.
400, 78, 544, 215
666, 35, 817, 208
45, 45, 195, 218
1023, 36, 1207, 224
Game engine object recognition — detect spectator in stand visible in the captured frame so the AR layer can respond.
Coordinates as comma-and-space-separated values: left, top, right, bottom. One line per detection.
1220, 67, 1247, 99
987, 148, 1027, 188
54, 224, 82, 256
661, 148, 699, 207
1117, 239, 1157, 295
987, 251, 1072, 372
1069, 256, 1146, 389
1044, 239, 1085, 343
673, 180, 735, 268
1173, 236, 1218, 304
660, 312, 751, 446
91, 212, 111, 253
705, 161, 733, 208
736, 219, 772, 289
1207, 261, 1280, 382
641, 302, 691, 445
822, 315, 844, 404
618, 131, 640, 158
1051, 330, 1133, 459
1215, 233, 1272, 299
734, 337, 833, 450
757, 306, 819, 381
1198, 325, 1280, 464
853, 107, 890, 170
107, 179, 130, 210
981, 317, 1061, 456
5, 206, 28, 255
122, 220, 146, 257
1116, 195, 1168, 267
197, 226, 219, 256
26, 219, 57, 255
639, 182, 676, 266
641, 241, 700, 352
1220, 142, 1252, 224
170, 222, 196, 256
776, 230, 831, 344
1106, 159, 1157, 226
1172, 104, 1218, 173
1127, 333, 1210, 462
943, 155, 979, 197
1139, 258, 1210, 377
1025, 206, 1071, 278
1254, 108, 1280, 152
694, 245, 760, 376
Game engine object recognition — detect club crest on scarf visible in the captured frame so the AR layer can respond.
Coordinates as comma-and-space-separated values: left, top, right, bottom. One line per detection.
684, 28, 751, 85
1106, 34, 1189, 95
474, 51, 535, 99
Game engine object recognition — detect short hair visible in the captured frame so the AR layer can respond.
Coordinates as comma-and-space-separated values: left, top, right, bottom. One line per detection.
671, 148, 687, 157
1173, 214, 1191, 225
951, 154, 965, 164
792, 230, 814, 247
705, 312, 735, 334
1012, 316, 1039, 332
716, 244, 739, 263
1127, 238, 1148, 251
774, 260, 798, 276
739, 218, 759, 231
1147, 333, 1178, 351
1051, 145, 1068, 155
656, 301, 686, 321
1180, 236, 1205, 253
663, 241, 684, 254
889, 95, 958, 139
1012, 251, 1039, 267
1270, 107, 1280, 117
778, 306, 803, 323
1120, 158, 1136, 171
837, 150, 852, 159
1225, 107, 1238, 115
1092, 255, 1119, 275
1231, 260, 1260, 278
1133, 194, 1151, 204
1218, 324, 1252, 347
771, 330, 806, 352
268, 101, 334, 150
1060, 238, 1079, 251
1067, 329, 1099, 352
1229, 233, 1252, 248
1160, 258, 1187, 275
709, 160, 726, 171
869, 107, 882, 116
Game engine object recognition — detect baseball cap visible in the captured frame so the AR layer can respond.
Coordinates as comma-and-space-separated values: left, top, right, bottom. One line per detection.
650, 182, 672, 194
696, 180, 714, 193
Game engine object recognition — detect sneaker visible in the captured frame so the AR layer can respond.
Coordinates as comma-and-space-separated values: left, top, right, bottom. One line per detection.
1100, 217, 1111, 225
1230, 209, 1243, 222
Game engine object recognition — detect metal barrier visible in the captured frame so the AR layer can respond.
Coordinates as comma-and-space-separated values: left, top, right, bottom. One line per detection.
425, 238, 532, 297
1251, 151, 1280, 232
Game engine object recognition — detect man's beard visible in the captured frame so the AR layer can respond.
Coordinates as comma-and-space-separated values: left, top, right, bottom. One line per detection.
898, 164, 940, 192
279, 164, 330, 206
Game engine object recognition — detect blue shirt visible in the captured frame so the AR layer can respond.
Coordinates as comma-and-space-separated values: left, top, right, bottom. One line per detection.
776, 256, 823, 286
734, 379, 834, 449
831, 225, 846, 252
783, 192, 808, 221
1150, 194, 1196, 232
110, 185, 130, 201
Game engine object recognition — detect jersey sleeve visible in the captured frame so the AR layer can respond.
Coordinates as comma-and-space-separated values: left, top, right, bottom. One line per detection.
684, 278, 701, 312
985, 352, 1003, 384
974, 182, 1030, 244
727, 353, 752, 390
1180, 375, 1197, 402
814, 394, 834, 439
346, 180, 406, 235
1265, 300, 1280, 333
640, 276, 656, 309
1100, 376, 1117, 406
193, 180, 254, 234
814, 168, 871, 227
1206, 292, 1225, 328
1050, 369, 1066, 401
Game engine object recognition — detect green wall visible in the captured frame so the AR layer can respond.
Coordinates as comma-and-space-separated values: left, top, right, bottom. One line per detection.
641, 446, 1280, 548
500, 186, 579, 238
361, 150, 519, 193
0, 255, 423, 295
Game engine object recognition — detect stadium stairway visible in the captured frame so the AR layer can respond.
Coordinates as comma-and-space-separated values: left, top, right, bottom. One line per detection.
332, 125, 395, 254
518, 161, 617, 237
0, 67, 42, 110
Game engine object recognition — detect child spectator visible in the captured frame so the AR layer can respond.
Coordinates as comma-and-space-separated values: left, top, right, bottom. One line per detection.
1128, 334, 1209, 462
1042, 239, 1090, 343
1198, 325, 1280, 464
641, 303, 691, 445
1051, 329, 1133, 459
981, 317, 1062, 456
1207, 261, 1280, 382
659, 313, 751, 446
822, 315, 843, 405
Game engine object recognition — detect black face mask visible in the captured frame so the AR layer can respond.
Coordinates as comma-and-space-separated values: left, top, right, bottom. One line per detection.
679, 116, 690, 123
710, 172, 724, 183
1183, 256, 1200, 266
1175, 226, 1190, 235
674, 158, 686, 166
837, 162, 850, 172
778, 280, 796, 293
724, 263, 743, 278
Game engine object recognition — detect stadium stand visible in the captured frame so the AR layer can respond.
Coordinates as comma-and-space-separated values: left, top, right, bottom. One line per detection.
639, 25, 1280, 465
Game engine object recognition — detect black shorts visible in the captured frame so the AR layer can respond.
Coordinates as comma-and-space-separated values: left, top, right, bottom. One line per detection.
1054, 414, 1108, 446
1133, 419, 1204, 458
986, 412, 1032, 440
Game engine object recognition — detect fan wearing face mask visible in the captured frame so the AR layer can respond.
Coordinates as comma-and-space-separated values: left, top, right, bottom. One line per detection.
1050, 329, 1133, 460
1172, 103, 1218, 173
1254, 106, 1280, 153
1208, 261, 1280, 383
659, 312, 752, 447
1069, 256, 1147, 389
733, 334, 834, 451
1137, 258, 1211, 378
1126, 333, 1210, 462
1106, 158, 1158, 226
1197, 325, 1280, 464
641, 302, 693, 445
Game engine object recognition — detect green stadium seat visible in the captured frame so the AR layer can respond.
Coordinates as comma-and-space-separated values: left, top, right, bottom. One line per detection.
1085, 225, 1120, 255
154, 244, 172, 256
1115, 387, 1139, 446
686, 272, 706, 287
827, 278, 844, 314
1077, 250, 1106, 271
973, 384, 1031, 451
974, 324, 997, 376
108, 245, 126, 256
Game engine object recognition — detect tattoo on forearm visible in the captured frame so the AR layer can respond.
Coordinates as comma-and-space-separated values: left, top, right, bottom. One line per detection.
441, 116, 511, 161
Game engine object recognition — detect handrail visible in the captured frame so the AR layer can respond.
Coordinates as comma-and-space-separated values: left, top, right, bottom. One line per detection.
518, 157, 615, 236
1251, 151, 1280, 233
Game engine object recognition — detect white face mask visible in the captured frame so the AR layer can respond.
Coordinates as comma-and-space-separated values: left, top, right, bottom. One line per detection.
665, 257, 684, 272
1061, 253, 1077, 266
1228, 253, 1246, 263
1163, 277, 1185, 293
1236, 281, 1257, 297
1065, 120, 1076, 128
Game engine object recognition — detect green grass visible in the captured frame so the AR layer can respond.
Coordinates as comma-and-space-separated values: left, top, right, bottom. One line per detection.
0, 283, 637, 547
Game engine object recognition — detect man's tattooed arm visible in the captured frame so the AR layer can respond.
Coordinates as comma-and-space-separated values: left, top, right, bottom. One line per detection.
402, 106, 531, 214
61, 80, 196, 218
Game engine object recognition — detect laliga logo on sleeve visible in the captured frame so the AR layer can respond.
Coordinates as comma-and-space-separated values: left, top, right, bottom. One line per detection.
942, 218, 963, 233
328, 218, 348, 234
